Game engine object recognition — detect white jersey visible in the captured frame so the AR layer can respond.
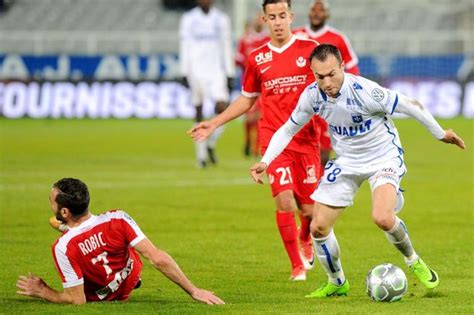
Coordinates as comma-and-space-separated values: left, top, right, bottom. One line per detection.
179, 7, 235, 79
298, 74, 403, 167
262, 73, 446, 169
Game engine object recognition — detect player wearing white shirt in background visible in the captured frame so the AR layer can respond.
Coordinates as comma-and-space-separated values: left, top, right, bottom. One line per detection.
250, 44, 465, 298
180, 0, 235, 168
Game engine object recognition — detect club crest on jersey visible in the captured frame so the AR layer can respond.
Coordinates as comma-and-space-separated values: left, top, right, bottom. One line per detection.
255, 51, 273, 65
303, 165, 318, 184
296, 56, 307, 68
371, 88, 385, 102
351, 113, 363, 123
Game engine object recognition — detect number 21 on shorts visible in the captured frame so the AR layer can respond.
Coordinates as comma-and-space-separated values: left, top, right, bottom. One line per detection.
275, 167, 293, 185
324, 161, 342, 183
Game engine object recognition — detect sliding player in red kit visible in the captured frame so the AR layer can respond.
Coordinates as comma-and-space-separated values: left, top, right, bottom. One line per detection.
16, 178, 224, 305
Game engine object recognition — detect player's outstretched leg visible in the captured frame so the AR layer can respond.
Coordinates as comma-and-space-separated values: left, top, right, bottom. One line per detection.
384, 216, 439, 289
307, 230, 349, 298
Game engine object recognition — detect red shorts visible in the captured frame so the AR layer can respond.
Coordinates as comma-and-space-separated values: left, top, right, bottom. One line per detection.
264, 149, 321, 205
85, 250, 143, 302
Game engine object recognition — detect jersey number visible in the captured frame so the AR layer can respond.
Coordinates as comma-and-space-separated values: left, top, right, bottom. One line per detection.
276, 167, 293, 185
92, 251, 112, 277
325, 162, 342, 183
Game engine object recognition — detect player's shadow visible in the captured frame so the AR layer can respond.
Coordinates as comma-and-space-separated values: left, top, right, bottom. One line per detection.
422, 290, 445, 298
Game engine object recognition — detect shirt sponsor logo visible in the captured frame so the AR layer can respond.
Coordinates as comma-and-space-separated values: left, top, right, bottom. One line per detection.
330, 119, 373, 137
263, 75, 308, 90
255, 51, 273, 65
296, 56, 307, 68
371, 88, 385, 102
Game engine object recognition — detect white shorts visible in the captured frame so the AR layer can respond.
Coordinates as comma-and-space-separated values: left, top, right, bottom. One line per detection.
188, 74, 229, 106
311, 157, 407, 208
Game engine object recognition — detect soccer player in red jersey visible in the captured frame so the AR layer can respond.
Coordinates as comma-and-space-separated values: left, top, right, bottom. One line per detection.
189, 0, 320, 281
236, 13, 269, 157
293, 0, 361, 172
16, 178, 224, 305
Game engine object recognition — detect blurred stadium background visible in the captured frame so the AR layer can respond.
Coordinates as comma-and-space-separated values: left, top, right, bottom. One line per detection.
1, 1, 473, 313
0, 0, 473, 119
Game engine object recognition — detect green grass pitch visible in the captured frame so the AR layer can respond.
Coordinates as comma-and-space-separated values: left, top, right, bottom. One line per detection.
0, 118, 472, 314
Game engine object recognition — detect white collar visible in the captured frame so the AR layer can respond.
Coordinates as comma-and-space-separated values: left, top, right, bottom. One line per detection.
304, 25, 330, 39
267, 34, 296, 54
68, 214, 97, 231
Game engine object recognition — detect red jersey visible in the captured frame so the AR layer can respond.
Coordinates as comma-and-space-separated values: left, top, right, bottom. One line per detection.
52, 210, 144, 301
242, 36, 320, 155
293, 25, 360, 75
236, 31, 270, 70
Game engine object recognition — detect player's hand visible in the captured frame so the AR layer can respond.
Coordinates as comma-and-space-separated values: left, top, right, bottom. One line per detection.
190, 288, 225, 305
48, 216, 68, 233
16, 273, 47, 298
250, 162, 267, 184
441, 129, 465, 149
187, 121, 216, 142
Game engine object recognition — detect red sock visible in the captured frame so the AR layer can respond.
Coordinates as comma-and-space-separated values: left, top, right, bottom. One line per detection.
276, 210, 303, 269
298, 213, 311, 243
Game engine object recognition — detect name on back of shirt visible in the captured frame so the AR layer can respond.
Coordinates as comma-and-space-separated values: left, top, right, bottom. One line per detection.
79, 232, 107, 255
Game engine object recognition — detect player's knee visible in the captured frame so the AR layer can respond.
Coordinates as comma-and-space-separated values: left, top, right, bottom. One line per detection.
310, 219, 330, 238
372, 212, 395, 231
277, 199, 295, 212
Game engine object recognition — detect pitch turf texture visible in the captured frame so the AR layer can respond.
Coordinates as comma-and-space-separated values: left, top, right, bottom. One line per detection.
0, 118, 472, 314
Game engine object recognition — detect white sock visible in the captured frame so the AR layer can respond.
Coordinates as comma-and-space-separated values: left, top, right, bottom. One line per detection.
194, 140, 207, 162
385, 216, 419, 265
313, 230, 345, 286
207, 125, 225, 149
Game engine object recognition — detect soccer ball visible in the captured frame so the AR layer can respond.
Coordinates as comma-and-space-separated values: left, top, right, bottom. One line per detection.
366, 263, 407, 302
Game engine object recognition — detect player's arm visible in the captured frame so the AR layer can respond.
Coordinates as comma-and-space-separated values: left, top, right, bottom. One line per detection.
187, 95, 257, 142
16, 274, 86, 304
394, 94, 465, 149
250, 89, 314, 183
134, 238, 224, 305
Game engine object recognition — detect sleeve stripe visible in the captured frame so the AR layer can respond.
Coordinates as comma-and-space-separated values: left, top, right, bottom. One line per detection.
390, 94, 399, 115
241, 90, 260, 98
290, 116, 300, 126
62, 278, 84, 288
130, 234, 146, 247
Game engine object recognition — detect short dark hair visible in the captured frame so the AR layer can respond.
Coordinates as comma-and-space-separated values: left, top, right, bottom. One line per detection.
262, 0, 291, 11
309, 44, 342, 65
53, 178, 90, 217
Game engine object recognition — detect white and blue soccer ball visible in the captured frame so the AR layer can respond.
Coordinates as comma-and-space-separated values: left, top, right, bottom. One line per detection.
366, 263, 408, 302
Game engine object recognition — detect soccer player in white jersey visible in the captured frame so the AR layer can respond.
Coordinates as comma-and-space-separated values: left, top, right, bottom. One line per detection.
250, 44, 465, 298
16, 178, 224, 305
180, 0, 235, 168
